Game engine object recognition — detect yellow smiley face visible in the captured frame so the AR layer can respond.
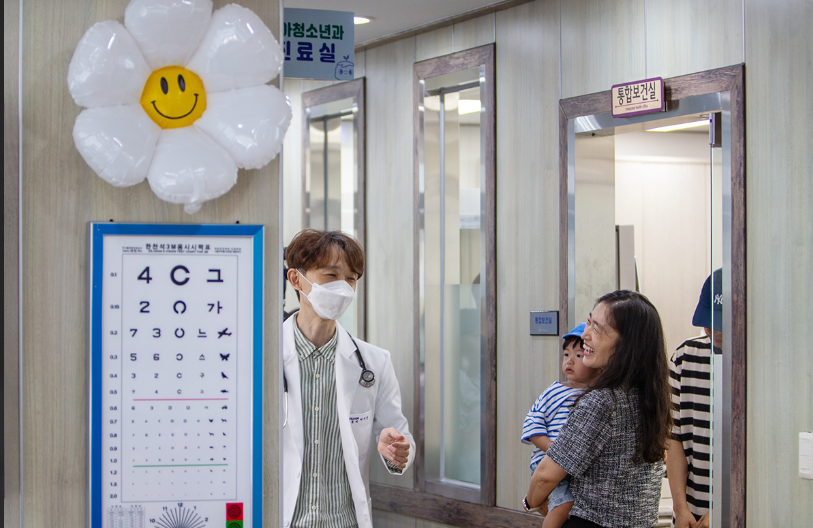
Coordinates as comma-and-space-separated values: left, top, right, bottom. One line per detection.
140, 66, 206, 129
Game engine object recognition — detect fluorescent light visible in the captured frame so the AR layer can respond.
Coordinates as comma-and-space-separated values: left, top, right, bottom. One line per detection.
354, 16, 371, 25
458, 100, 481, 115
648, 119, 709, 132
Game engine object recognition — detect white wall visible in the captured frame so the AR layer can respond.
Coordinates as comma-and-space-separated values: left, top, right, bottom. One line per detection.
614, 131, 716, 354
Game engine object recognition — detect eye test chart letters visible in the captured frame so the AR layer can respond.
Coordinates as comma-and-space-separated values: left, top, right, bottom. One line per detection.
90, 223, 263, 528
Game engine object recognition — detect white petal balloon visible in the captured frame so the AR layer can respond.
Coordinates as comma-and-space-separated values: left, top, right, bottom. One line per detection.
195, 85, 292, 170
147, 128, 238, 214
73, 105, 161, 187
124, 0, 213, 69
69, 0, 290, 214
67, 21, 151, 108
186, 4, 284, 93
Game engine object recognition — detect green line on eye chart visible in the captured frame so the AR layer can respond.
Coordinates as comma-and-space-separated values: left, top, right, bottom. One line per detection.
133, 463, 229, 468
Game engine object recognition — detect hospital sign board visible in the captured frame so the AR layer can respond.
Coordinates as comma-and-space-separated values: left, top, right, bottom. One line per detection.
282, 8, 355, 81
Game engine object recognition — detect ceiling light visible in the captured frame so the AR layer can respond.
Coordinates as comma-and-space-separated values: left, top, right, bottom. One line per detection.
458, 100, 481, 115
354, 16, 371, 25
647, 119, 709, 132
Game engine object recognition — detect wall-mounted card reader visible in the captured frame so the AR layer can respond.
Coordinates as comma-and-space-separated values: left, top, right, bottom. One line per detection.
530, 311, 559, 336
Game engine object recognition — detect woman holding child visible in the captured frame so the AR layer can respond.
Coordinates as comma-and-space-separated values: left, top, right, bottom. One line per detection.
523, 290, 672, 528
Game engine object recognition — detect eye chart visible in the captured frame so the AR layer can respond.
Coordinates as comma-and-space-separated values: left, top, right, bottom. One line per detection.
90, 223, 263, 528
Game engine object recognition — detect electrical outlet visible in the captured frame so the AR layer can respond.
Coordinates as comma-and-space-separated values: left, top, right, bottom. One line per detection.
800, 432, 813, 480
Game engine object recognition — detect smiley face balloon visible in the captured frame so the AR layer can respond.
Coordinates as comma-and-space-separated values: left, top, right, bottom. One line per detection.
67, 1, 292, 214
140, 66, 206, 129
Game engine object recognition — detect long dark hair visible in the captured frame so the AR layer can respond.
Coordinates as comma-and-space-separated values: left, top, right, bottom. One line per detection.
586, 290, 672, 464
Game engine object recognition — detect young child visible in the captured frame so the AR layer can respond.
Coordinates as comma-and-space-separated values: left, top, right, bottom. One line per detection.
521, 323, 599, 527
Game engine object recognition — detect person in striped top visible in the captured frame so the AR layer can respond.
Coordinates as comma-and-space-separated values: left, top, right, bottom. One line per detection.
521, 322, 600, 528
666, 269, 722, 528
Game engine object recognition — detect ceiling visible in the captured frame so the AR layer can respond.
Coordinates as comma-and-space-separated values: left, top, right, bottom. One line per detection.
284, 0, 503, 46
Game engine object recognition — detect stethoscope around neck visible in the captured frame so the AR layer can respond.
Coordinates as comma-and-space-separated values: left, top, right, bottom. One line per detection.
283, 331, 374, 427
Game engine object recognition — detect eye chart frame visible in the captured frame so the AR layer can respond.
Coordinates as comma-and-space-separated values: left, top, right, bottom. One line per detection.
89, 223, 264, 528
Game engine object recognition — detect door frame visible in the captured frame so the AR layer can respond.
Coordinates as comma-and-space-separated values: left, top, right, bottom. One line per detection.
558, 64, 746, 526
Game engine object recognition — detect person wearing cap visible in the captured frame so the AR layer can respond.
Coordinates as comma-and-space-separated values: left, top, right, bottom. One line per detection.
520, 322, 600, 528
666, 269, 722, 528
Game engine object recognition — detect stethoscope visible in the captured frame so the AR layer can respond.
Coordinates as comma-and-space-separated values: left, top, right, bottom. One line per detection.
283, 331, 374, 428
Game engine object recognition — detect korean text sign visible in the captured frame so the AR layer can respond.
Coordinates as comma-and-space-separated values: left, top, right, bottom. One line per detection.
611, 77, 665, 118
283, 8, 355, 81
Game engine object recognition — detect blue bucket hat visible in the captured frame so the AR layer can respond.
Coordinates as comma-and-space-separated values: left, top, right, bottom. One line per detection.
563, 322, 586, 340
692, 268, 723, 331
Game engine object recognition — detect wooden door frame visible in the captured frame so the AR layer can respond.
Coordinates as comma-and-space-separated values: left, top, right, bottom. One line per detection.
558, 64, 747, 526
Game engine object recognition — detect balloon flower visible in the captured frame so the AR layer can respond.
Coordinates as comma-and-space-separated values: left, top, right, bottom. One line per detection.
68, 0, 292, 213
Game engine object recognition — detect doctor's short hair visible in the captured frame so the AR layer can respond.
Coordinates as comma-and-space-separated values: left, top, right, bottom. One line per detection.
286, 229, 365, 279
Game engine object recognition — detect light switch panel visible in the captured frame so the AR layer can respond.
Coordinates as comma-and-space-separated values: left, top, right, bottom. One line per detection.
800, 432, 813, 480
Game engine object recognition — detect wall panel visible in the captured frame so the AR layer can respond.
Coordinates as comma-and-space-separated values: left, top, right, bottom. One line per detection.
355, 49, 366, 79
19, 1, 281, 526
4, 0, 21, 524
365, 36, 417, 489
645, 0, 743, 79
560, 0, 645, 98
373, 509, 455, 528
416, 26, 453, 62
744, 0, 813, 525
453, 13, 496, 52
282, 79, 304, 246
494, 0, 561, 511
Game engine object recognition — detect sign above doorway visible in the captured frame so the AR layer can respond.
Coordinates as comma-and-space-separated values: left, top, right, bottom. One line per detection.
611, 77, 665, 118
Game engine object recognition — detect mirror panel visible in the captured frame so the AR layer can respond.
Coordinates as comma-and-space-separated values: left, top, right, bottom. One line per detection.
301, 80, 365, 338
414, 45, 496, 505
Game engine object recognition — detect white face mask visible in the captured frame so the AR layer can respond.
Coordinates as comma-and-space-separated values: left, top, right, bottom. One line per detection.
297, 270, 356, 321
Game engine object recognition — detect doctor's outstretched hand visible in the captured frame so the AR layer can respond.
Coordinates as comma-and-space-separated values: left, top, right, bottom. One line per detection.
378, 427, 410, 469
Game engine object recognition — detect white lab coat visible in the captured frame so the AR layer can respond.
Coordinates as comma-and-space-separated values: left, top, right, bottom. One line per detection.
281, 316, 415, 528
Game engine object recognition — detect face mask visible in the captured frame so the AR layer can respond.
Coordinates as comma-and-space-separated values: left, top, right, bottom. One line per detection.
297, 270, 356, 321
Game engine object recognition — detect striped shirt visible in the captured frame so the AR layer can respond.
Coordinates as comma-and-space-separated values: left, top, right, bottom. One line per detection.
669, 335, 716, 517
291, 317, 357, 528
521, 382, 585, 471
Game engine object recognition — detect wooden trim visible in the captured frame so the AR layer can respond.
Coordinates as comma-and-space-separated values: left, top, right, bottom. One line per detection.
411, 62, 423, 493
3, 0, 21, 516
412, 44, 497, 506
414, 45, 493, 82
728, 65, 746, 528
371, 484, 542, 528
558, 64, 747, 526
301, 79, 364, 108
300, 78, 367, 339
355, 0, 531, 53
559, 64, 745, 119
558, 105, 568, 338
481, 44, 497, 508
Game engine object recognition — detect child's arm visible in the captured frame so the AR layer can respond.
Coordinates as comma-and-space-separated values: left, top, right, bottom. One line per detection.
529, 434, 551, 452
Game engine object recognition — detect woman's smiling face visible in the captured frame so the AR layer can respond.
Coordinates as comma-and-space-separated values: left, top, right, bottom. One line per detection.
582, 302, 621, 369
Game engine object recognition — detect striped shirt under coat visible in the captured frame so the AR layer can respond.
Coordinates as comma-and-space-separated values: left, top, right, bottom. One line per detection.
281, 315, 415, 528
290, 320, 357, 527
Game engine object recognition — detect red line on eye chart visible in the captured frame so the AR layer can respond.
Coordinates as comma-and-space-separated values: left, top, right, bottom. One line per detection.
132, 398, 229, 401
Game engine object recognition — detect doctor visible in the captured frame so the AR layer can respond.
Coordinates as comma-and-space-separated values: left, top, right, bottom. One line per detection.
282, 229, 415, 528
